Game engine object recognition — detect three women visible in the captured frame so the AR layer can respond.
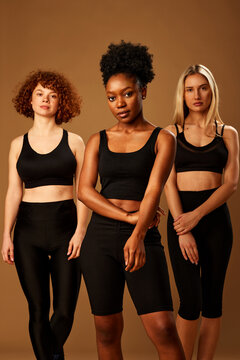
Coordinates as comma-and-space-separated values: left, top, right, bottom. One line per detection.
2, 48, 238, 360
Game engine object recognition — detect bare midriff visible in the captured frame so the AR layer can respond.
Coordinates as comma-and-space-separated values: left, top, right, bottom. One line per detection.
22, 185, 74, 202
108, 199, 141, 212
177, 171, 222, 191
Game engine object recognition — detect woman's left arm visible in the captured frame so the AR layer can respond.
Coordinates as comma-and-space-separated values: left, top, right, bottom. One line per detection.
67, 133, 89, 260
124, 129, 176, 272
174, 126, 239, 235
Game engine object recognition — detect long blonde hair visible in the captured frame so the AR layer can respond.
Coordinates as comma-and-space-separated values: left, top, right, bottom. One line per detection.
173, 64, 222, 127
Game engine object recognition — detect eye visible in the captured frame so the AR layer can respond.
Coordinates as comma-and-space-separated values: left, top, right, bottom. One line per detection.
124, 91, 133, 98
201, 86, 208, 91
185, 88, 193, 92
108, 96, 115, 102
51, 94, 58, 99
36, 92, 43, 96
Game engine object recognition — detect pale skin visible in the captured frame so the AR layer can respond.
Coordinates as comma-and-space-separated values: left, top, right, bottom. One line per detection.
78, 73, 185, 359
2, 84, 89, 265
164, 73, 239, 360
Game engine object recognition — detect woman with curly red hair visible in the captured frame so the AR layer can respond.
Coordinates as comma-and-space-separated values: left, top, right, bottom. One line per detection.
2, 70, 88, 360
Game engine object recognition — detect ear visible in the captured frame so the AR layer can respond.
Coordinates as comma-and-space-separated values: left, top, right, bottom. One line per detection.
141, 86, 147, 100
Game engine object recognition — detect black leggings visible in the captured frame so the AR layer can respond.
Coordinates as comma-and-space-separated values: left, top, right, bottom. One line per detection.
167, 189, 233, 320
14, 200, 81, 360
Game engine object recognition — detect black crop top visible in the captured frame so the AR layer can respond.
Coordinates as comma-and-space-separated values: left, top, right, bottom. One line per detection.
17, 129, 77, 188
175, 121, 228, 174
98, 127, 161, 201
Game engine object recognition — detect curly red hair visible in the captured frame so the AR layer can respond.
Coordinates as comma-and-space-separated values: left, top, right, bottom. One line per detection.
13, 70, 81, 124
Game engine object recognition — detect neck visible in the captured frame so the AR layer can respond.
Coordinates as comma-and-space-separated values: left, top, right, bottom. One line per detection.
186, 110, 208, 128
116, 112, 147, 131
31, 115, 59, 135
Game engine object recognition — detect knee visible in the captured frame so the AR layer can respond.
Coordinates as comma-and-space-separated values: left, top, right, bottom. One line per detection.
53, 309, 74, 329
146, 314, 178, 344
179, 297, 201, 321
29, 303, 49, 324
95, 316, 123, 346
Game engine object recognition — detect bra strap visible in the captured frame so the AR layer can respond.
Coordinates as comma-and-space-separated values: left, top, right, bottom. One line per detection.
175, 124, 179, 135
221, 124, 225, 136
99, 130, 107, 152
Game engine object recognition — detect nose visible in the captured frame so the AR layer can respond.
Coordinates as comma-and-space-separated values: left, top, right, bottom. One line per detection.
116, 96, 126, 108
42, 95, 49, 103
194, 89, 200, 99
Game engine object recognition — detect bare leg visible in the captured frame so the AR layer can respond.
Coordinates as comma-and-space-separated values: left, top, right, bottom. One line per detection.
176, 315, 199, 360
140, 311, 186, 359
94, 312, 124, 360
197, 317, 221, 360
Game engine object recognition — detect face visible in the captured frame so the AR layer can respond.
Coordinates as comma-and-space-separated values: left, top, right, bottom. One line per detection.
105, 73, 146, 123
31, 83, 59, 118
184, 73, 212, 113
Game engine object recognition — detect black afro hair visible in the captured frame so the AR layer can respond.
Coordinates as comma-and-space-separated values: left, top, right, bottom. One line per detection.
100, 40, 155, 87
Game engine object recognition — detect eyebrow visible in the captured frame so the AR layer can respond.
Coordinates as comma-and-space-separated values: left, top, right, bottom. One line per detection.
185, 83, 209, 88
34, 88, 57, 94
106, 86, 132, 94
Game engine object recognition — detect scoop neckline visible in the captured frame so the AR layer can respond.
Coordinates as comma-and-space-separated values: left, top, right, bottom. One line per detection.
179, 131, 219, 150
26, 129, 65, 155
104, 127, 159, 154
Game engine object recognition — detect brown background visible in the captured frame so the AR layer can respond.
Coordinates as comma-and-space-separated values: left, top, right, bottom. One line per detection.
0, 0, 239, 359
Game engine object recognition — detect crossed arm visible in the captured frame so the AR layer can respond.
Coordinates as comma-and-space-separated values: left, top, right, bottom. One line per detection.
78, 129, 176, 271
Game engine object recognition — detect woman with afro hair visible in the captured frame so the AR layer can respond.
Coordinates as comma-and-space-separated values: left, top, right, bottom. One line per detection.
2, 70, 88, 360
78, 41, 185, 359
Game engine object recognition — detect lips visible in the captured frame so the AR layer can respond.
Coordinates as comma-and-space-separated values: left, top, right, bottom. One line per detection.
117, 110, 130, 118
193, 102, 203, 106
40, 105, 50, 109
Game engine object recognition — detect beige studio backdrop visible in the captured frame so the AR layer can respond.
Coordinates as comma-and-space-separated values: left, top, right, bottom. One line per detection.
0, 0, 239, 359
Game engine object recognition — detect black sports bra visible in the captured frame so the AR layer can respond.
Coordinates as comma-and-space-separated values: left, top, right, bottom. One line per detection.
98, 127, 161, 201
174, 121, 228, 174
17, 129, 77, 188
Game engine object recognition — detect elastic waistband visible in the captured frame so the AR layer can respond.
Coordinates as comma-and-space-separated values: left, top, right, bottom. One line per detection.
18, 199, 76, 220
178, 187, 218, 195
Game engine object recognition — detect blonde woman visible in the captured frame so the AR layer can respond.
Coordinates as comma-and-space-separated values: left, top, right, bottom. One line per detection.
165, 64, 239, 360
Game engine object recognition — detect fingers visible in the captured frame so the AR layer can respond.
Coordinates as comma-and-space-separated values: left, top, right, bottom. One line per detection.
2, 247, 14, 265
180, 244, 199, 265
158, 207, 166, 216
67, 242, 73, 257
129, 251, 146, 272
124, 247, 146, 272
176, 228, 190, 236
124, 249, 135, 272
67, 242, 81, 260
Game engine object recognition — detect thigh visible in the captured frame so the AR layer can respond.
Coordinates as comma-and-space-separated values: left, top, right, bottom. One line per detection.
125, 227, 173, 315
80, 215, 125, 316
167, 213, 201, 317
50, 233, 81, 314
200, 204, 233, 317
14, 221, 50, 312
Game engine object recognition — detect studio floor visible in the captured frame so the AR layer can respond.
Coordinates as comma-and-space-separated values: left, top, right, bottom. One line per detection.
0, 352, 238, 360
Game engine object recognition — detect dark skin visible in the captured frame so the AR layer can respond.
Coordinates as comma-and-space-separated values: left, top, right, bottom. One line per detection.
78, 73, 176, 272
78, 73, 185, 360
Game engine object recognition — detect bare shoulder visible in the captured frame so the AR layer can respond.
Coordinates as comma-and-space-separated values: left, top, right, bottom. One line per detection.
68, 131, 85, 146
164, 124, 177, 136
159, 128, 176, 144
86, 132, 101, 147
10, 135, 24, 156
223, 125, 238, 139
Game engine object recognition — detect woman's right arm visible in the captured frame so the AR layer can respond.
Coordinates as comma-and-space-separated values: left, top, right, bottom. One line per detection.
2, 138, 23, 264
78, 133, 135, 223
164, 125, 199, 265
